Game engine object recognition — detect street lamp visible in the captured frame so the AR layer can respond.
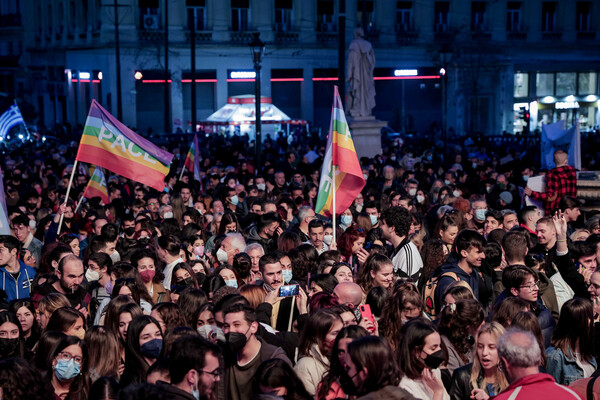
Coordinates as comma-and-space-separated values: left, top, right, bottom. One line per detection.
249, 32, 265, 175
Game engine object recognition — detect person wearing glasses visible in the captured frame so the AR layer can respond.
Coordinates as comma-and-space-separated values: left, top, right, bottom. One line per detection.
499, 264, 555, 347
49, 336, 89, 400
157, 335, 221, 400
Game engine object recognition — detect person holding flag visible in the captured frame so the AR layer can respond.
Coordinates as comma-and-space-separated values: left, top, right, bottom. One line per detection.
315, 86, 366, 245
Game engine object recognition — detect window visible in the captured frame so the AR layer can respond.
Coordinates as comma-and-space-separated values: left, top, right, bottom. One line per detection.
578, 72, 597, 95
536, 73, 554, 96
139, 0, 159, 29
576, 2, 591, 31
275, 0, 292, 32
434, 2, 450, 32
514, 72, 528, 98
556, 72, 576, 97
231, 0, 249, 32
186, 0, 206, 31
396, 1, 413, 32
471, 2, 487, 31
356, 0, 374, 30
317, 0, 335, 32
507, 2, 522, 31
541, 2, 557, 32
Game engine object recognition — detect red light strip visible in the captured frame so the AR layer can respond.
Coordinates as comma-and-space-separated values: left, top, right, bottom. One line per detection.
92, 80, 101, 83
181, 79, 218, 83
270, 78, 304, 82
141, 79, 173, 83
312, 77, 339, 81
374, 75, 441, 80
226, 78, 256, 82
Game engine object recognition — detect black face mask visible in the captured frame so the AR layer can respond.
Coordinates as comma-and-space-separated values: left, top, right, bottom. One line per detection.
339, 370, 359, 396
123, 227, 135, 236
423, 349, 446, 370
181, 277, 195, 287
226, 328, 249, 354
0, 338, 19, 357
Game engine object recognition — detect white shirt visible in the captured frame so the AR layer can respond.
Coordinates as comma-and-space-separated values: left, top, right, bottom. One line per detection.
162, 257, 184, 290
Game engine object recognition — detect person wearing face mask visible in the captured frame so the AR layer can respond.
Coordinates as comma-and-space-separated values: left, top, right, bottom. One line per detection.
493, 329, 580, 400
156, 335, 222, 400
469, 199, 489, 232
46, 307, 87, 340
339, 335, 415, 399
217, 232, 246, 266
49, 336, 89, 400
364, 201, 381, 229
223, 304, 291, 400
159, 205, 175, 220
121, 315, 164, 386
398, 319, 450, 400
86, 252, 113, 317
0, 311, 30, 360
131, 249, 168, 305
225, 188, 240, 212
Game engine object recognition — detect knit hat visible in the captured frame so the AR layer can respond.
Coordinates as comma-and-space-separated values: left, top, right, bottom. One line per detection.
499, 191, 513, 204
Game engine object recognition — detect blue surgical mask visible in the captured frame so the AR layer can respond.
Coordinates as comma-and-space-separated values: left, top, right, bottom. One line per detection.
230, 195, 239, 206
475, 209, 487, 221
522, 175, 529, 182
282, 269, 293, 284
54, 359, 81, 381
225, 279, 238, 289
341, 215, 353, 226
369, 215, 378, 226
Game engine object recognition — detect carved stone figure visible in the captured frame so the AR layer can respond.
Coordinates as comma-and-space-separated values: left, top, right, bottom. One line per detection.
347, 27, 376, 118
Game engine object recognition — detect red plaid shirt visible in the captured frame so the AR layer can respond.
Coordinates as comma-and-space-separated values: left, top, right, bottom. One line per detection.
531, 165, 577, 215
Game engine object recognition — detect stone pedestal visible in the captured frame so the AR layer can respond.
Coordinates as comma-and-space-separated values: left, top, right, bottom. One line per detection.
347, 116, 386, 158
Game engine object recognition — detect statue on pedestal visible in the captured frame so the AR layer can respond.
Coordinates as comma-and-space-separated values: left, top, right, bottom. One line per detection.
347, 27, 376, 118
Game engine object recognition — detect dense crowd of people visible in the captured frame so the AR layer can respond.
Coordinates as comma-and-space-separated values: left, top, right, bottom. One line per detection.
1, 129, 599, 400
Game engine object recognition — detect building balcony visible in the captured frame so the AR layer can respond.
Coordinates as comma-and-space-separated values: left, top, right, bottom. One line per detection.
0, 14, 21, 28
576, 31, 596, 40
230, 31, 256, 42
274, 30, 299, 43
542, 30, 562, 41
316, 31, 338, 43
185, 30, 213, 42
507, 29, 527, 41
471, 25, 492, 41
396, 30, 418, 44
138, 29, 166, 41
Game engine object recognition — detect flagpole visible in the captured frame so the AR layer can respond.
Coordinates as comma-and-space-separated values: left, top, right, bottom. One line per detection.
57, 160, 78, 235
332, 165, 336, 245
179, 165, 186, 181
14, 100, 32, 138
73, 191, 85, 214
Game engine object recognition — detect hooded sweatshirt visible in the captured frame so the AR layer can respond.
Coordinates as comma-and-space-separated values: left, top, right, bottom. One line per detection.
433, 261, 480, 313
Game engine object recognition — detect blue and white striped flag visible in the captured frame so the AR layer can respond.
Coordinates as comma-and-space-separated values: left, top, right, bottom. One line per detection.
0, 104, 25, 139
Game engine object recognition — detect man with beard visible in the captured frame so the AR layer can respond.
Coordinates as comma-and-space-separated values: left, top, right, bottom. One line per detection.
258, 254, 301, 331
158, 335, 221, 400
247, 213, 279, 254
32, 254, 91, 312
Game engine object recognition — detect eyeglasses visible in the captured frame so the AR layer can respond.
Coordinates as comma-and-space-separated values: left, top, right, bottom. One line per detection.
200, 369, 222, 379
520, 280, 539, 291
57, 352, 83, 364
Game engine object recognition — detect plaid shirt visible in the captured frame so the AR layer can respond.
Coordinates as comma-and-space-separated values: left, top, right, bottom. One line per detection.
531, 165, 577, 215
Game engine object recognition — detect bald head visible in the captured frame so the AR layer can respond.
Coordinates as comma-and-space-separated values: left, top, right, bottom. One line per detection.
554, 150, 568, 166
333, 282, 363, 310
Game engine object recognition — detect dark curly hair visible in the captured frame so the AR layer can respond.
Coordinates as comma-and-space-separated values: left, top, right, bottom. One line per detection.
380, 206, 411, 238
438, 298, 484, 363
0, 357, 54, 400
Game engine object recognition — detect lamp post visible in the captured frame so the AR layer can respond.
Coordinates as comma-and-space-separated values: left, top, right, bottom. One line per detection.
250, 32, 265, 175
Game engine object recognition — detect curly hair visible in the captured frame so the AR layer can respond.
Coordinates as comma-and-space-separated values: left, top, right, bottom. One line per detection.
0, 357, 54, 400
438, 298, 484, 362
380, 206, 412, 238
379, 288, 423, 351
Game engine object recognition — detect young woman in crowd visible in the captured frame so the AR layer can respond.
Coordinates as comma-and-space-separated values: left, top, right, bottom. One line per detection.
215, 264, 242, 289
316, 325, 369, 400
0, 311, 30, 360
434, 214, 460, 254
84, 326, 121, 383
10, 299, 41, 350
48, 336, 89, 400
438, 298, 484, 374
357, 253, 395, 294
254, 358, 312, 400
449, 322, 508, 400
308, 274, 339, 298
380, 285, 424, 351
150, 302, 187, 334
294, 308, 343, 396
45, 307, 86, 339
336, 226, 367, 269
398, 319, 449, 400
120, 315, 163, 386
37, 293, 71, 330
546, 298, 597, 385
130, 249, 168, 304
329, 262, 354, 283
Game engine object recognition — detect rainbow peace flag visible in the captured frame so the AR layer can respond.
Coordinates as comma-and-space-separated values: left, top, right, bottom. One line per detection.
82, 167, 110, 204
76, 100, 174, 191
315, 86, 365, 217
183, 133, 201, 181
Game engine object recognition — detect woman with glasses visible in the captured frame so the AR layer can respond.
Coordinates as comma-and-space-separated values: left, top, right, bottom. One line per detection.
49, 336, 89, 400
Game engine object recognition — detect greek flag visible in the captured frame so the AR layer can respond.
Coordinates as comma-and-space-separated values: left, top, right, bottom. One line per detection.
0, 104, 25, 139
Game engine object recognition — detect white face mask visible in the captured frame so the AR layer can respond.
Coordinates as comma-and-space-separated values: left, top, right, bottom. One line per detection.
453, 190, 461, 198
323, 234, 333, 246
416, 195, 425, 203
109, 251, 121, 263
197, 325, 225, 342
256, 183, 266, 191
163, 211, 174, 219
85, 269, 100, 282
408, 188, 417, 197
216, 248, 229, 263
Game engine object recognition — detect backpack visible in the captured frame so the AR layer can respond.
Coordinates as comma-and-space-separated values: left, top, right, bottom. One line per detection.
423, 272, 459, 319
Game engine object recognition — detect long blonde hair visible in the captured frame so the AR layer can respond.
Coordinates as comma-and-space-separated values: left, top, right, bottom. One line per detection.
470, 322, 509, 393
85, 325, 121, 382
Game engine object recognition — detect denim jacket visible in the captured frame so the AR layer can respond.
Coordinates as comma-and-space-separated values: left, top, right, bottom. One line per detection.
546, 346, 597, 386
